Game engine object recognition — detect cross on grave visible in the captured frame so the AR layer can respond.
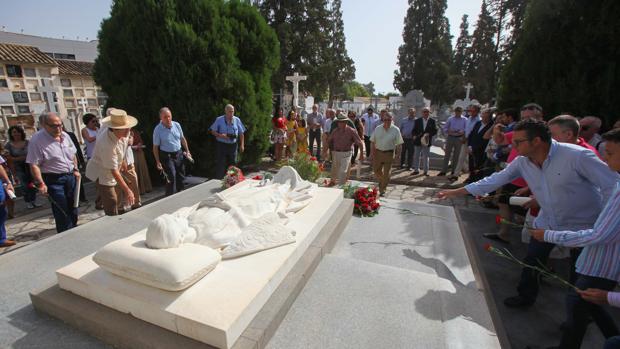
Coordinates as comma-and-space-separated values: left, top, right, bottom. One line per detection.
36, 84, 59, 113
78, 97, 88, 113
285, 72, 307, 109
464, 83, 474, 100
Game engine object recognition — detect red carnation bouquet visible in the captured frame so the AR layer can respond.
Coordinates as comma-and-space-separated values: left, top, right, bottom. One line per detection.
222, 166, 245, 189
353, 186, 380, 217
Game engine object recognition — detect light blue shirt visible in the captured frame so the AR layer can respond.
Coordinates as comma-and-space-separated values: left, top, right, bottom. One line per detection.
209, 115, 246, 144
400, 117, 416, 139
465, 114, 481, 137
442, 115, 467, 136
465, 141, 620, 231
153, 121, 184, 153
361, 113, 380, 137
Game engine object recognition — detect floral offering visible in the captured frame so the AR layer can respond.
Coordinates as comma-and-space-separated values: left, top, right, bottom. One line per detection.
222, 166, 245, 189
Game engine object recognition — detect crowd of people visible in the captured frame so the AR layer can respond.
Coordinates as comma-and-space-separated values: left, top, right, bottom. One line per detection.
1, 98, 619, 348
437, 103, 620, 349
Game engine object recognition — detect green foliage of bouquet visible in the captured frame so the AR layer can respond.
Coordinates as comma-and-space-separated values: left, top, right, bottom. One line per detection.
279, 152, 324, 182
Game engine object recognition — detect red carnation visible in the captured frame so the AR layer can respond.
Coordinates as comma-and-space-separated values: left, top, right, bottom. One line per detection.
310, 156, 317, 161
495, 215, 502, 225
252, 175, 262, 180
483, 243, 492, 251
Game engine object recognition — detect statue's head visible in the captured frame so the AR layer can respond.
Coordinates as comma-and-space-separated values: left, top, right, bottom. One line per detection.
146, 214, 192, 249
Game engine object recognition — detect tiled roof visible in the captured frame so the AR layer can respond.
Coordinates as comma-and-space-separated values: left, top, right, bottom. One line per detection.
56, 60, 94, 76
0, 43, 56, 65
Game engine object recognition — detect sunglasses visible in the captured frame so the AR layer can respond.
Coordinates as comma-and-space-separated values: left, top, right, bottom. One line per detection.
46, 123, 63, 129
581, 125, 591, 131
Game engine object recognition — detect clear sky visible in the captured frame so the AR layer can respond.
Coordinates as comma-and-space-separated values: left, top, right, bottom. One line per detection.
0, 0, 482, 94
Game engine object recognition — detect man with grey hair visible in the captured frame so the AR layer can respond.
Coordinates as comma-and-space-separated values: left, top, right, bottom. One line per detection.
153, 107, 191, 196
580, 116, 604, 150
548, 114, 601, 158
306, 104, 324, 160
27, 112, 80, 233
370, 111, 403, 195
210, 104, 245, 179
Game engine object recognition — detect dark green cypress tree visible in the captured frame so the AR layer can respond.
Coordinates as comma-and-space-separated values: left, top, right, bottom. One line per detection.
464, 0, 497, 103
394, 0, 453, 104
453, 14, 471, 77
94, 0, 279, 177
498, 0, 620, 126
324, 0, 356, 101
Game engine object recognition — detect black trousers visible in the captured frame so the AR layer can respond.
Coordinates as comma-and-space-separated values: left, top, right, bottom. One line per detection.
517, 238, 557, 301
308, 128, 322, 160
215, 142, 238, 179
467, 147, 487, 181
401, 138, 414, 168
160, 150, 185, 196
559, 274, 619, 348
364, 135, 371, 157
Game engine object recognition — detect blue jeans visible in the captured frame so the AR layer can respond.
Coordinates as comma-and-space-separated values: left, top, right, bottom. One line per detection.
159, 150, 185, 196
43, 173, 78, 233
559, 274, 618, 349
605, 336, 620, 349
517, 238, 556, 302
0, 188, 7, 242
215, 142, 238, 179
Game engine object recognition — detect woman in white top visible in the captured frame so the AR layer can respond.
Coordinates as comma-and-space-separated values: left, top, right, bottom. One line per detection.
81, 113, 99, 160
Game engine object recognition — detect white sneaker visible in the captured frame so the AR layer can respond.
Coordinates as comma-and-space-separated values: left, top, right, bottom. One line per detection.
32, 201, 42, 208
26, 203, 35, 209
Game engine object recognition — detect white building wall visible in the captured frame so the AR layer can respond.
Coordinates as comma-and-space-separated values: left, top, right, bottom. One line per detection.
0, 31, 98, 62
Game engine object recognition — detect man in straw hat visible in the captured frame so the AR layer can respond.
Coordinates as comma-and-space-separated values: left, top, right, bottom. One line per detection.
27, 111, 81, 233
327, 112, 363, 186
85, 108, 137, 216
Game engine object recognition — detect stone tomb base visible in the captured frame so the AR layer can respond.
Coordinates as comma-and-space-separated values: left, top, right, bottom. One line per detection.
31, 183, 352, 349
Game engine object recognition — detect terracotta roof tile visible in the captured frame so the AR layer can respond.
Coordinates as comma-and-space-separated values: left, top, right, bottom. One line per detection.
0, 43, 56, 65
56, 60, 94, 76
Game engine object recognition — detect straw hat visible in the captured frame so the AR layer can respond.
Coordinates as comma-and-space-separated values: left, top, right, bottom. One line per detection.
334, 112, 348, 122
101, 108, 138, 129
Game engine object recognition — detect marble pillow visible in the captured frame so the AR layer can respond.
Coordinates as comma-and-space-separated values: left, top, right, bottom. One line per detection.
93, 233, 221, 291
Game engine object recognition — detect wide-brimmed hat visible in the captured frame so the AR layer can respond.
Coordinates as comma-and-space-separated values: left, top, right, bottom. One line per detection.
334, 113, 348, 122
101, 108, 138, 129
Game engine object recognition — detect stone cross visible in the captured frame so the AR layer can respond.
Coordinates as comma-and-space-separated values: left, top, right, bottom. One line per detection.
464, 83, 474, 100
36, 84, 59, 113
78, 98, 88, 113
285, 72, 307, 109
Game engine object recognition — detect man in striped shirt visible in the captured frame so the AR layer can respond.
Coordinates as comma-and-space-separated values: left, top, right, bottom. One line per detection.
530, 128, 620, 349
438, 120, 619, 311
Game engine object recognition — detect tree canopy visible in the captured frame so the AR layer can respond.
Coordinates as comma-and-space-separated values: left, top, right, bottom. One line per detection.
394, 0, 453, 104
94, 0, 279, 177
498, 0, 620, 127
259, 0, 355, 103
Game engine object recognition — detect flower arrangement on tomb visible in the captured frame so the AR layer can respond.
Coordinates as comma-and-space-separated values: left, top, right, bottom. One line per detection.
222, 166, 245, 189
279, 151, 324, 182
353, 186, 380, 217
484, 243, 579, 290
